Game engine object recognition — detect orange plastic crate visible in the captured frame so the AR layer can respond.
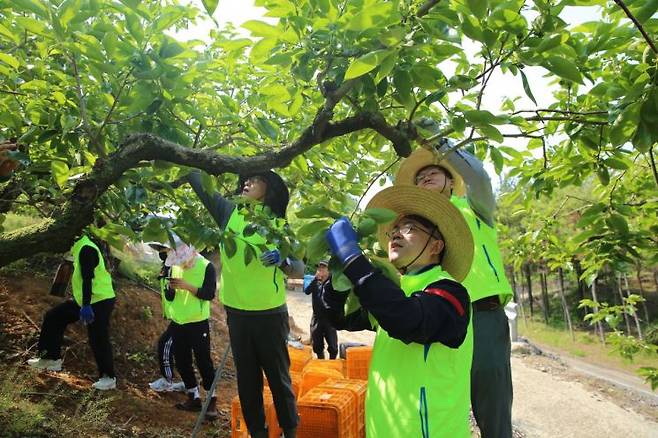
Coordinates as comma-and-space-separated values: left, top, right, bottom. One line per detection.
264, 370, 301, 399
288, 345, 313, 372
231, 389, 282, 438
317, 379, 367, 438
345, 346, 372, 381
299, 367, 344, 398
303, 358, 346, 375
298, 387, 358, 438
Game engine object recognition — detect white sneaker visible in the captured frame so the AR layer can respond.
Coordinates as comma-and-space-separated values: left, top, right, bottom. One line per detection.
149, 377, 173, 392
170, 381, 186, 392
92, 375, 116, 390
27, 358, 62, 371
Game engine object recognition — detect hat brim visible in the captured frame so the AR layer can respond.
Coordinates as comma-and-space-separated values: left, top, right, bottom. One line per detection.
146, 242, 170, 251
395, 147, 466, 197
366, 186, 473, 282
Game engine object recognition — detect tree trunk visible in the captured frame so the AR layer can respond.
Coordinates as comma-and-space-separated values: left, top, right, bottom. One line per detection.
509, 267, 518, 302
636, 266, 650, 323
623, 273, 643, 340
558, 268, 575, 341
572, 257, 587, 319
540, 265, 550, 324
616, 273, 632, 335
591, 278, 606, 345
525, 263, 534, 316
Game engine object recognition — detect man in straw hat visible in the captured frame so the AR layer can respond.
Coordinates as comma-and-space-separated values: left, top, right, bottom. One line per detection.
396, 136, 514, 438
321, 185, 474, 437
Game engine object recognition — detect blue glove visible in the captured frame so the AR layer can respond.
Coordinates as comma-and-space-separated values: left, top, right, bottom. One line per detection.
79, 305, 95, 324
326, 217, 361, 265
260, 249, 282, 267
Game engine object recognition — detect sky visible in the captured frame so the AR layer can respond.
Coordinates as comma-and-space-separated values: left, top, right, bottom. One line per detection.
175, 1, 602, 203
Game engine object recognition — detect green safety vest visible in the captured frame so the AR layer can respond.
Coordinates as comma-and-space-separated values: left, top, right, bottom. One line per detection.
451, 196, 513, 304
220, 209, 286, 310
160, 273, 172, 320
164, 256, 211, 325
366, 266, 473, 438
71, 235, 115, 306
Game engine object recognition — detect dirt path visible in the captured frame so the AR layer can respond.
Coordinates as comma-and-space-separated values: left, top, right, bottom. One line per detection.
286, 289, 658, 438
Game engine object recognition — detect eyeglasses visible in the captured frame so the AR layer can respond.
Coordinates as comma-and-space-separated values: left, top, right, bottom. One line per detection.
415, 168, 448, 185
385, 223, 436, 239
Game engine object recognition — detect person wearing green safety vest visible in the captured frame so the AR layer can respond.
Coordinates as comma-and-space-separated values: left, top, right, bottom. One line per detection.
396, 128, 514, 438
154, 237, 219, 420
321, 185, 475, 438
145, 239, 187, 394
27, 233, 117, 391
187, 169, 304, 438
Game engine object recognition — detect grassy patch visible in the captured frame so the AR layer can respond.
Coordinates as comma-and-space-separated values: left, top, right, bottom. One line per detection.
518, 317, 658, 376
0, 366, 115, 437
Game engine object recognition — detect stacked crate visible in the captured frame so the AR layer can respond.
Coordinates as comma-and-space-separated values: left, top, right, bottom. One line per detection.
345, 346, 372, 381
231, 387, 281, 438
297, 386, 358, 438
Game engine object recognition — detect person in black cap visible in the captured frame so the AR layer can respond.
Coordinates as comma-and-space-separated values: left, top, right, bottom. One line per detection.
187, 169, 303, 438
304, 261, 338, 359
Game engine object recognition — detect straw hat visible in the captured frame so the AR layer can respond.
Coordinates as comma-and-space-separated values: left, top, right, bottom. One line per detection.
395, 146, 466, 196
366, 185, 473, 282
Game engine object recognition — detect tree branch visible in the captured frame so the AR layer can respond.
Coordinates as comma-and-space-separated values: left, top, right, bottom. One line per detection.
417, 0, 441, 17
613, 0, 658, 54
649, 146, 658, 187
0, 110, 411, 267
524, 115, 608, 125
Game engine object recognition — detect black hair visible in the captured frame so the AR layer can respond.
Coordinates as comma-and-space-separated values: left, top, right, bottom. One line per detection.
235, 170, 290, 218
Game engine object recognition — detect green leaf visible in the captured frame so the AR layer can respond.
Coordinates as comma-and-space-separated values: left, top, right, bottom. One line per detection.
345, 50, 391, 80
357, 217, 377, 238
596, 166, 610, 186
298, 220, 331, 239
466, 0, 488, 19
332, 270, 353, 291
477, 124, 503, 143
51, 161, 69, 188
306, 230, 329, 261
519, 70, 537, 106
363, 208, 397, 224
244, 244, 255, 265
464, 110, 507, 126
201, 0, 219, 16
604, 157, 629, 170
0, 24, 20, 44
489, 147, 504, 174
255, 117, 278, 140
296, 205, 341, 219
242, 20, 281, 38
542, 56, 583, 84
633, 0, 658, 24
0, 53, 20, 70
606, 213, 629, 234
222, 235, 238, 259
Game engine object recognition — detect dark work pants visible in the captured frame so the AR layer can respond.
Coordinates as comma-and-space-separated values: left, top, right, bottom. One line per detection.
310, 314, 338, 359
157, 322, 176, 381
37, 298, 116, 378
170, 319, 215, 391
471, 306, 513, 438
226, 310, 298, 433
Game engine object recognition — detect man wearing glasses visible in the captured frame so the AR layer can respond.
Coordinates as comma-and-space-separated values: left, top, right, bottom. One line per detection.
396, 136, 514, 438
320, 185, 475, 437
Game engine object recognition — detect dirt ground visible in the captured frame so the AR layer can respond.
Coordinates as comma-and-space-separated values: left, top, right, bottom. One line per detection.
2, 270, 657, 438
